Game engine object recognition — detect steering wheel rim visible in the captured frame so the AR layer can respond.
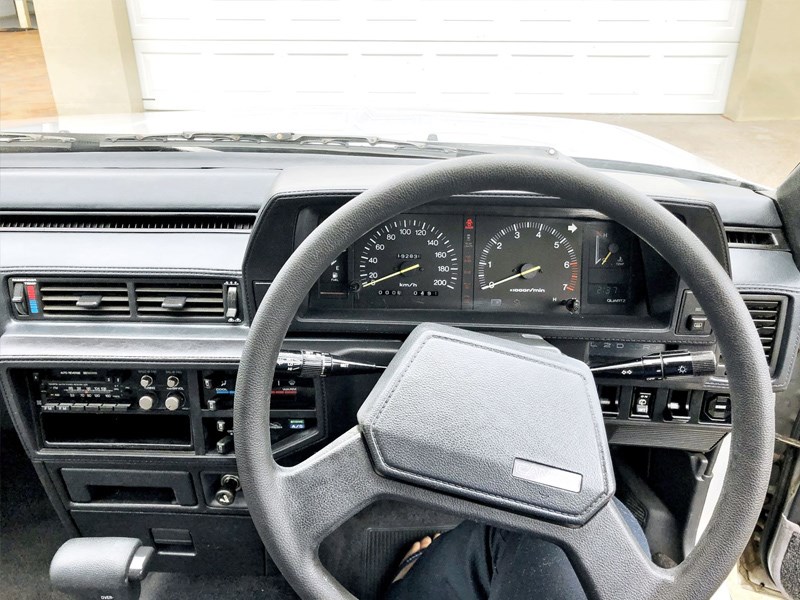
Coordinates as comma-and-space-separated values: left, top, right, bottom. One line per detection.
234, 155, 774, 600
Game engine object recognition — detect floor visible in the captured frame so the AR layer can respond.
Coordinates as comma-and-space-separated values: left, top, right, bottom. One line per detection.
566, 114, 800, 189
0, 29, 56, 124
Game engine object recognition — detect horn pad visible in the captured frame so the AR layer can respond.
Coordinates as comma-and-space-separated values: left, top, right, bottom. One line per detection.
357, 323, 614, 526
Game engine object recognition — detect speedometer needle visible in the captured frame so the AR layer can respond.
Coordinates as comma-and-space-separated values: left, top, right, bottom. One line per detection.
482, 265, 541, 290
362, 263, 421, 287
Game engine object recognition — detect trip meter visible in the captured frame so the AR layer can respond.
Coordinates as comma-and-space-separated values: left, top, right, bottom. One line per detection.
354, 216, 462, 308
474, 218, 582, 312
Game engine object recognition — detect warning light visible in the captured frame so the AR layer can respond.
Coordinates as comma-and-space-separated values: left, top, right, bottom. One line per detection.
465, 218, 474, 230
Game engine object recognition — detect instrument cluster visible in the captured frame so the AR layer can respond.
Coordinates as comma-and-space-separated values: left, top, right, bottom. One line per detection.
315, 212, 639, 315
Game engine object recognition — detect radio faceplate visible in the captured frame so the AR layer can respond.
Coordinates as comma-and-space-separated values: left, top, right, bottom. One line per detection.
20, 367, 325, 455
33, 368, 189, 414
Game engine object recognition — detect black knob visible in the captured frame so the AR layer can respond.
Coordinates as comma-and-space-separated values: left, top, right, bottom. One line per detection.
563, 298, 580, 314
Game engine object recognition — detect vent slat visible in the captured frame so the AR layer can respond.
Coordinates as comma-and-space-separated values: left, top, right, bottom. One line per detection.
42, 306, 131, 312
0, 212, 255, 232
137, 307, 225, 314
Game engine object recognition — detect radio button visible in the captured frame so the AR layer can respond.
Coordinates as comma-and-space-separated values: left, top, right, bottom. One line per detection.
139, 375, 155, 388
166, 375, 180, 388
164, 394, 184, 412
138, 395, 156, 411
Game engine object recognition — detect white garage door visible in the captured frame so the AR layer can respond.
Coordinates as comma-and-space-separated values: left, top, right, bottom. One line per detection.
126, 0, 746, 114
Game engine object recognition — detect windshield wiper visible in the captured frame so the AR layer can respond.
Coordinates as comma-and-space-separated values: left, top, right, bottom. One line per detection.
0, 133, 75, 150
101, 132, 466, 158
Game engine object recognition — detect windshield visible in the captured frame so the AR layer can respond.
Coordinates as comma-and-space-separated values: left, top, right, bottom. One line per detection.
2, 2, 797, 188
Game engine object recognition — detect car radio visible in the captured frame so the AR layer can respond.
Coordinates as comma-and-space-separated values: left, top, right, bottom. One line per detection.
33, 368, 189, 413
22, 367, 325, 454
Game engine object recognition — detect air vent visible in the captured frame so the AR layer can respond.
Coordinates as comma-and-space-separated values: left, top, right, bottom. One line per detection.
725, 228, 779, 248
0, 212, 255, 232
135, 282, 239, 321
742, 295, 787, 369
39, 281, 130, 318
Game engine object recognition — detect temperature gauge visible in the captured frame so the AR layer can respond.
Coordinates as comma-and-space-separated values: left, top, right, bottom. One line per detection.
587, 226, 633, 306
594, 229, 630, 269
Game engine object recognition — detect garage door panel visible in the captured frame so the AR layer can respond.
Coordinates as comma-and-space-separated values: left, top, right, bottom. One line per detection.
134, 39, 738, 113
127, 0, 745, 43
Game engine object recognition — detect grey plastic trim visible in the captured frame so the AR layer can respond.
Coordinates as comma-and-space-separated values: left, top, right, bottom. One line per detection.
512, 458, 583, 493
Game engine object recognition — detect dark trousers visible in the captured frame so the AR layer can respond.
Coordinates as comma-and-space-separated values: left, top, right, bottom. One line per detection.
385, 500, 647, 600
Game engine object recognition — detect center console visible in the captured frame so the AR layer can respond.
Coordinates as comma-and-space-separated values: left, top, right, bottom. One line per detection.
22, 367, 320, 455
1, 357, 343, 577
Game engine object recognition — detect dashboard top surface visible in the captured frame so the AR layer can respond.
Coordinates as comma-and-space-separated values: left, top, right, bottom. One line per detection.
0, 152, 782, 227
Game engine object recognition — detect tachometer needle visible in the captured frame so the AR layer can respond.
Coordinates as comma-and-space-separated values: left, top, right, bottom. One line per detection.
482, 265, 541, 290
362, 263, 421, 287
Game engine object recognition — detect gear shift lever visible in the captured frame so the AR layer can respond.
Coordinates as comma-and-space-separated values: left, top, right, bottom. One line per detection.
50, 537, 153, 600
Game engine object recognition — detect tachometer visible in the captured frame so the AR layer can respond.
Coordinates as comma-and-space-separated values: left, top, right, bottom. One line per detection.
355, 216, 462, 308
474, 219, 581, 312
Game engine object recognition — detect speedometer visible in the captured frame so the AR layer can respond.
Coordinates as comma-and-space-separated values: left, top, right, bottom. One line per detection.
354, 216, 462, 309
474, 219, 581, 312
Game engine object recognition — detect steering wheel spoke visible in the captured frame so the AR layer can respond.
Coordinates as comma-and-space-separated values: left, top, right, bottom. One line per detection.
276, 427, 387, 548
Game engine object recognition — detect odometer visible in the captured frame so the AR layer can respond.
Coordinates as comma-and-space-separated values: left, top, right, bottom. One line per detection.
355, 216, 462, 309
474, 219, 581, 312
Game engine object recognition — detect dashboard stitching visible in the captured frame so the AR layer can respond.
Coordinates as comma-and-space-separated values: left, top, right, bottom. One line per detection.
367, 331, 610, 520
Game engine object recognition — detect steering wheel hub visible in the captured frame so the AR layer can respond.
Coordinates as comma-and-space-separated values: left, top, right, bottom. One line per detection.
358, 323, 613, 525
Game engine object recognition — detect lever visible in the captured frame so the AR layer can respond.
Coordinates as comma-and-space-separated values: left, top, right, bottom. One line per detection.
591, 350, 716, 381
50, 537, 153, 600
275, 350, 385, 378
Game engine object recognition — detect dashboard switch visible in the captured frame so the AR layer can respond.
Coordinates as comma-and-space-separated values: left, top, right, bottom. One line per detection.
139, 374, 154, 388
10, 281, 28, 316
630, 389, 655, 419
224, 284, 239, 320
686, 315, 709, 333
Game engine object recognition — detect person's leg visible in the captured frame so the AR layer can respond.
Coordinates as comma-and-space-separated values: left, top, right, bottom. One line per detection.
385, 499, 648, 600
488, 500, 648, 600
384, 520, 499, 600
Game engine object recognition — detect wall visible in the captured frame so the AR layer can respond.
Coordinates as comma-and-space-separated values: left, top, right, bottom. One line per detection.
725, 0, 800, 121
34, 0, 142, 115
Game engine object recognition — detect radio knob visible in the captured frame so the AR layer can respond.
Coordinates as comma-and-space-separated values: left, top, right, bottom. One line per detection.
138, 394, 156, 411
164, 393, 184, 412
166, 375, 180, 388
139, 375, 154, 388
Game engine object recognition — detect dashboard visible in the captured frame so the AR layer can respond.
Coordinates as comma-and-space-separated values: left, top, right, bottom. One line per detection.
1, 151, 798, 581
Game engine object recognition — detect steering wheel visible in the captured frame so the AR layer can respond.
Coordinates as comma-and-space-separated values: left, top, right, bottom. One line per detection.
234, 155, 774, 600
